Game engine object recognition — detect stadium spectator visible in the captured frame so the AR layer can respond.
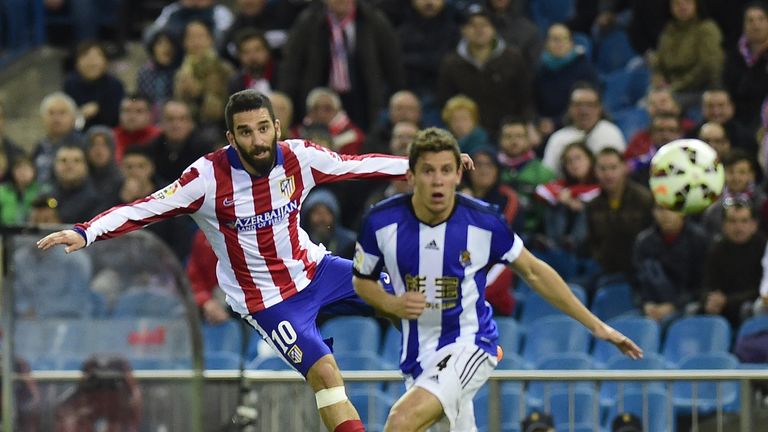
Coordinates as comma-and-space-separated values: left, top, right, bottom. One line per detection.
85, 126, 122, 203
650, 0, 723, 112
536, 141, 600, 254
280, 0, 405, 131
361, 121, 418, 214
112, 93, 162, 162
698, 121, 732, 159
50, 144, 107, 223
690, 88, 758, 156
32, 92, 85, 186
363, 90, 422, 155
611, 412, 643, 432
296, 87, 365, 155
497, 116, 556, 236
701, 149, 765, 235
43, 0, 124, 48
625, 112, 684, 186
543, 83, 626, 175
270, 90, 296, 138
174, 20, 234, 138
521, 410, 555, 432
632, 204, 708, 326
136, 30, 183, 117
147, 100, 213, 181
442, 95, 490, 155
586, 148, 654, 280
723, 2, 768, 130
63, 41, 125, 129
535, 23, 599, 135
0, 355, 40, 432
700, 198, 767, 328
227, 29, 277, 96
0, 157, 40, 225
463, 145, 522, 229
437, 4, 532, 138
301, 188, 357, 259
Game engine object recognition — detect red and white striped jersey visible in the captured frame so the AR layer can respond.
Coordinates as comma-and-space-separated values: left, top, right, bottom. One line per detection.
76, 140, 408, 314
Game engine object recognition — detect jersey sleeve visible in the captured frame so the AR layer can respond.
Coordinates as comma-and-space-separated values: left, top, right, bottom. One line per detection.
299, 141, 408, 184
489, 214, 524, 265
352, 214, 386, 280
75, 165, 207, 246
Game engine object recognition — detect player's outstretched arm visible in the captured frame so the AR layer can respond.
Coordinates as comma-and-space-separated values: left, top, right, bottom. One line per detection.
37, 230, 86, 254
509, 248, 643, 360
353, 276, 426, 320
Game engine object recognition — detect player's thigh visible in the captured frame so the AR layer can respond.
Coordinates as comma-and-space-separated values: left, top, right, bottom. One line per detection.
385, 386, 444, 432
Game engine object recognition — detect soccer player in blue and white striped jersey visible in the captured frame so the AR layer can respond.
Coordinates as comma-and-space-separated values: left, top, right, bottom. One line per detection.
353, 127, 642, 432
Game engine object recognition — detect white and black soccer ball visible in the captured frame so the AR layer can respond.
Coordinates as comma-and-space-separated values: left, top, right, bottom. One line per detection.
649, 139, 725, 214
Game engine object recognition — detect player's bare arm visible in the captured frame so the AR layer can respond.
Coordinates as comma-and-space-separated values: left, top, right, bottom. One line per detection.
37, 230, 86, 254
353, 276, 426, 320
509, 248, 643, 360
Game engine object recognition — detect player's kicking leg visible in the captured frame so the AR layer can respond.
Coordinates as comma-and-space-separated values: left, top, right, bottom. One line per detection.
307, 354, 365, 431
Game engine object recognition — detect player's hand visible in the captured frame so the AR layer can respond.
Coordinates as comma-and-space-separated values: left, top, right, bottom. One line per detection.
387, 291, 426, 320
460, 153, 474, 171
36, 230, 86, 254
593, 323, 643, 360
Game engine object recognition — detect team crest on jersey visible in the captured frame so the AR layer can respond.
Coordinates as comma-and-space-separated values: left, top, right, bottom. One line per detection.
279, 176, 295, 199
287, 345, 303, 364
151, 181, 180, 200
459, 250, 472, 268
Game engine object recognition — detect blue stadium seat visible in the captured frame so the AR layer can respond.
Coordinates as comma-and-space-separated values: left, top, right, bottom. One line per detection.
334, 352, 388, 371
533, 249, 579, 281
495, 317, 522, 355
595, 29, 638, 74
612, 107, 651, 141
15, 319, 89, 367
592, 316, 659, 367
475, 382, 524, 432
662, 316, 732, 366
497, 352, 526, 370
590, 281, 638, 322
111, 290, 185, 318
380, 325, 401, 369
518, 285, 587, 330
672, 353, 740, 414
527, 352, 593, 409
604, 389, 672, 432
529, 0, 575, 35
521, 316, 591, 367
202, 320, 243, 355
320, 316, 381, 356
549, 388, 598, 430
90, 318, 193, 366
737, 315, 768, 340
205, 351, 242, 370
599, 352, 667, 409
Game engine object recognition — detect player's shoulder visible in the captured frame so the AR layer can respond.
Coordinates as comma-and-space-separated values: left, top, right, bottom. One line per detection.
456, 193, 503, 216
364, 194, 411, 225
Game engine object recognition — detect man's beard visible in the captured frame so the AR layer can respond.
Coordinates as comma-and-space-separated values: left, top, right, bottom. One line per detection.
233, 132, 278, 176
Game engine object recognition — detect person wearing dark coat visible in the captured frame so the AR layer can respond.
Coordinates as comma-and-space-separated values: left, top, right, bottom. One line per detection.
63, 42, 125, 129
279, 0, 406, 132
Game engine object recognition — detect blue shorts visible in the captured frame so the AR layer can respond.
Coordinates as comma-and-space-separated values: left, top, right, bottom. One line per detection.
244, 255, 392, 376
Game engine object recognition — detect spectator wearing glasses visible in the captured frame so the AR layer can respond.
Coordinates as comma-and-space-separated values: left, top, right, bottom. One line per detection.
701, 149, 765, 235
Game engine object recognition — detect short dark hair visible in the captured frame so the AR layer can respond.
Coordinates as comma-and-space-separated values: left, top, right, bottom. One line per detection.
408, 127, 461, 172
75, 40, 106, 60
596, 146, 624, 162
722, 148, 757, 171
225, 90, 276, 133
123, 92, 151, 106
122, 146, 153, 161
234, 28, 270, 53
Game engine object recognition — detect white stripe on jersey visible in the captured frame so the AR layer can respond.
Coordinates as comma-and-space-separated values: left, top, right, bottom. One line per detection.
454, 226, 492, 346
416, 224, 446, 366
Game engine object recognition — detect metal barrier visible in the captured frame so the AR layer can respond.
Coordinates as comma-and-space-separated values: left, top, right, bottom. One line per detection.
12, 369, 768, 431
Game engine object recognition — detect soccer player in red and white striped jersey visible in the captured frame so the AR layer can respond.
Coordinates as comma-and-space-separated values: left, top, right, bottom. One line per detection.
38, 90, 475, 432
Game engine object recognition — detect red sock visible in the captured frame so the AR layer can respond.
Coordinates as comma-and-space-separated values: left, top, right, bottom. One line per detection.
334, 419, 365, 432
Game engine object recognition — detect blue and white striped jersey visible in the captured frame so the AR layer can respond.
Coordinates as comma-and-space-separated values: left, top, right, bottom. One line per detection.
353, 193, 523, 378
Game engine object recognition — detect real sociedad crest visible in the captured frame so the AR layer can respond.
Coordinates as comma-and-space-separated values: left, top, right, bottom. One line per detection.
279, 176, 295, 199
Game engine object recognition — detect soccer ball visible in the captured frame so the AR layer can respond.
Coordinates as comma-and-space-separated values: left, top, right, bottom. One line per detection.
649, 139, 724, 214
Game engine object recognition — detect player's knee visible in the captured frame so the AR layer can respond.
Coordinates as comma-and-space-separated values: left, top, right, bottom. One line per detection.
307, 355, 343, 390
315, 385, 348, 409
